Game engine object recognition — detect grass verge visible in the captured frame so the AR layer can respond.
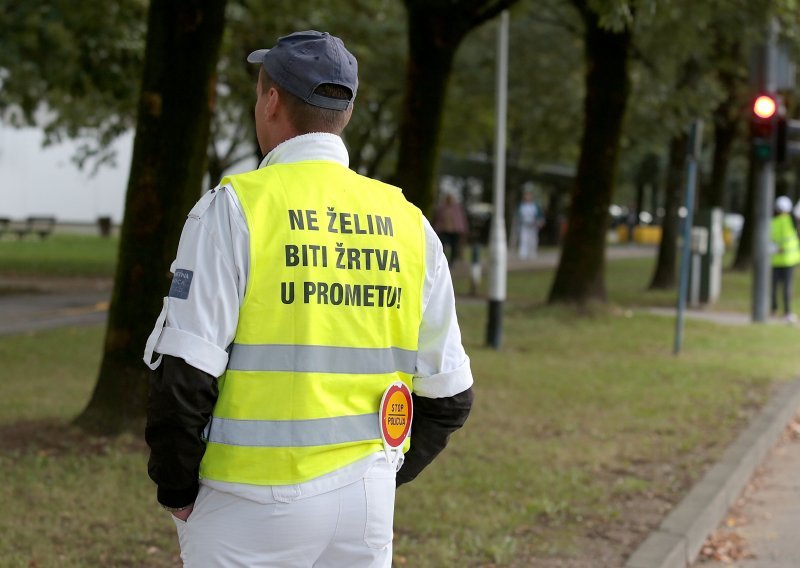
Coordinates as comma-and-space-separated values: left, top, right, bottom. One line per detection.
0, 234, 118, 277
3, 255, 799, 566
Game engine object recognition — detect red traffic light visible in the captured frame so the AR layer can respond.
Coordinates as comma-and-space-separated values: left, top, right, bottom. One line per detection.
754, 95, 777, 119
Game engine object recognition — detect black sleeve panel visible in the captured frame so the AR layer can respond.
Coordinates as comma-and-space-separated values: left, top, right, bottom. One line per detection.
145, 354, 219, 508
396, 386, 474, 487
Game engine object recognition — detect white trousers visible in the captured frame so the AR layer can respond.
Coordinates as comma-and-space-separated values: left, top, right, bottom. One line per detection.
518, 226, 539, 259
173, 463, 395, 567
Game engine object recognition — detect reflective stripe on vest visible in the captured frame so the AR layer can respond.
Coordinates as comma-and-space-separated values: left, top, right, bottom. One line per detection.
207, 414, 380, 447
227, 344, 417, 374
199, 160, 426, 486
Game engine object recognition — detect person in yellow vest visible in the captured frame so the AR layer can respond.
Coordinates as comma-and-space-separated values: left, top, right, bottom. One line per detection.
771, 195, 800, 323
142, 31, 473, 567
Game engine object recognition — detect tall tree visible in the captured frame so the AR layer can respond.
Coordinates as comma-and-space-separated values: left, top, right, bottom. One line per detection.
394, 0, 519, 216
703, 51, 744, 211
732, 148, 758, 270
646, 55, 706, 290
548, 0, 633, 304
75, 0, 227, 433
649, 132, 688, 289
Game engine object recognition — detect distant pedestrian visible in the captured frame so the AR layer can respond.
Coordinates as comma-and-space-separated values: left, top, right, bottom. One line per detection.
433, 193, 469, 264
771, 195, 800, 323
516, 190, 544, 259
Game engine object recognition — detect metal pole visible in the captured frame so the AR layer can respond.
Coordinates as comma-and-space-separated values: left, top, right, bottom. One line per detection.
753, 19, 778, 322
753, 160, 775, 322
486, 10, 509, 349
674, 120, 703, 355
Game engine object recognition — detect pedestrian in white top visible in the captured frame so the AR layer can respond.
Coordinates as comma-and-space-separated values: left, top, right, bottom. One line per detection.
516, 190, 543, 259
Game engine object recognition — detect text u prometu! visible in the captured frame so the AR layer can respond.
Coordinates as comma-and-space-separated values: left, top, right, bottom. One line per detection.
281, 281, 402, 309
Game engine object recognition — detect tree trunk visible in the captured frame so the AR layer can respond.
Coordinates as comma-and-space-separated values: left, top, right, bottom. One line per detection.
634, 182, 644, 225
704, 88, 740, 210
75, 0, 227, 434
392, 10, 459, 216
548, 3, 632, 304
649, 133, 688, 289
731, 147, 757, 271
395, 0, 519, 216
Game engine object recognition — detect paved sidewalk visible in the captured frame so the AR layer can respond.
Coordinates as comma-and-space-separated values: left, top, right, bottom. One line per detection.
451, 243, 657, 275
646, 307, 789, 327
0, 276, 111, 335
692, 418, 800, 568
625, 381, 800, 568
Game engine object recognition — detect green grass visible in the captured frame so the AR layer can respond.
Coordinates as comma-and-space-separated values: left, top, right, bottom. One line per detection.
0, 326, 181, 567
3, 256, 800, 566
455, 247, 753, 313
0, 327, 104, 422
395, 303, 798, 565
0, 234, 118, 277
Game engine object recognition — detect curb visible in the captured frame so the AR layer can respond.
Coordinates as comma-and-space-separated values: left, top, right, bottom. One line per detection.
624, 377, 800, 568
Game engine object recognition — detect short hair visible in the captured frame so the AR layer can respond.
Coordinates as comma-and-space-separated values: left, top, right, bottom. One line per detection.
260, 69, 353, 135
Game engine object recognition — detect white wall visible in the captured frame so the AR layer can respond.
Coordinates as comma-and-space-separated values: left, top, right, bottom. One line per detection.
0, 126, 263, 224
0, 126, 132, 223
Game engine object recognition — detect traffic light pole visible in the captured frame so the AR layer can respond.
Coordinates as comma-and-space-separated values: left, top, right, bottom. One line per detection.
752, 157, 774, 322
752, 19, 778, 323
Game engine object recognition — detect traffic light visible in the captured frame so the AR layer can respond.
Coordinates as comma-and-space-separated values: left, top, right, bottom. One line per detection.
751, 94, 780, 161
776, 114, 800, 165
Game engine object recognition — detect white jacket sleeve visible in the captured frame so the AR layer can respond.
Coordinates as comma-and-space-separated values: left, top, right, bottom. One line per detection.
143, 187, 249, 377
413, 218, 473, 398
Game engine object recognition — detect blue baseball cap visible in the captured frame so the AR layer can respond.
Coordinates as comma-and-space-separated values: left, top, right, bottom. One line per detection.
247, 31, 358, 111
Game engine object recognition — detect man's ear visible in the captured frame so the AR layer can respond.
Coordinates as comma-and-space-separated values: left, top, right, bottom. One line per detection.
265, 86, 280, 120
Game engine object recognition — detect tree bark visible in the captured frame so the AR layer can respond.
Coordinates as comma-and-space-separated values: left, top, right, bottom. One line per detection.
75, 0, 227, 433
703, 85, 741, 210
649, 133, 688, 289
548, 2, 632, 304
731, 147, 757, 271
395, 0, 519, 216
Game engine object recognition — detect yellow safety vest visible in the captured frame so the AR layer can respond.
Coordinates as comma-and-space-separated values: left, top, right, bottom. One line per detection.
199, 160, 426, 485
771, 213, 800, 268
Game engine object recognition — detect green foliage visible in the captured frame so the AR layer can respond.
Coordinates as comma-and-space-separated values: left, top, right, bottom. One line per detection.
442, 1, 585, 169
218, 0, 408, 181
0, 0, 147, 171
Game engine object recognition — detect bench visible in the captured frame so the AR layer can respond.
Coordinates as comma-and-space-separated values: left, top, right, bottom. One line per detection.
9, 216, 57, 240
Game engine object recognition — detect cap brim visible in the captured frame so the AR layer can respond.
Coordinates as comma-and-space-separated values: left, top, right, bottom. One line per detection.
247, 49, 270, 64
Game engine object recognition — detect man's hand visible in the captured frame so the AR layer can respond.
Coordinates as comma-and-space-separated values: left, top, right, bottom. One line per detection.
171, 506, 194, 522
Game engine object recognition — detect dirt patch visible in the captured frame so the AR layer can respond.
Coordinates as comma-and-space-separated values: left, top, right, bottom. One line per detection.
0, 419, 146, 456
507, 454, 714, 568
508, 492, 675, 568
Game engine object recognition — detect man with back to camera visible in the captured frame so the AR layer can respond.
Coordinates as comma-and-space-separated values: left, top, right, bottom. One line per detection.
142, 30, 474, 567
